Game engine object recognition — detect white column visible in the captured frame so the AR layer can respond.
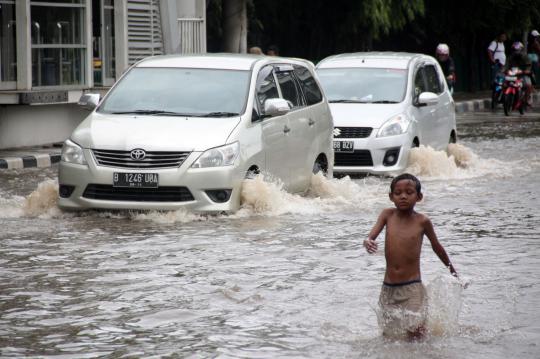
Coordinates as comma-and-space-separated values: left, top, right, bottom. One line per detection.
114, 0, 129, 78
16, 0, 31, 90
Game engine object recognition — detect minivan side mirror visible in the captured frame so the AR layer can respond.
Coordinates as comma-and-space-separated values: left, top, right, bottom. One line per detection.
416, 92, 439, 107
264, 98, 291, 117
78, 93, 101, 110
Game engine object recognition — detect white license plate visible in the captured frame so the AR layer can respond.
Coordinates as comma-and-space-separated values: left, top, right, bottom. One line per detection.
113, 172, 159, 188
333, 140, 354, 153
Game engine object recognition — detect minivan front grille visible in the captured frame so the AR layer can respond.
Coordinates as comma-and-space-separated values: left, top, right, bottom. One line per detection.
334, 127, 372, 138
83, 184, 194, 202
92, 149, 190, 169
335, 150, 373, 167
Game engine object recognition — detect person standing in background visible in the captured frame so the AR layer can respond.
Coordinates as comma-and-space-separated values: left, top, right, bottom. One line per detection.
527, 30, 540, 85
487, 31, 507, 84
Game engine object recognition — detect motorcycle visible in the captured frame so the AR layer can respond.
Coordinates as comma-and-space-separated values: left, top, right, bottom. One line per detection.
501, 67, 527, 116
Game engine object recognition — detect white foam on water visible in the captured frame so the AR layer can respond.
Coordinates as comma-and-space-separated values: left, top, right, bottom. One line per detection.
130, 209, 205, 224
406, 144, 514, 180
0, 193, 25, 218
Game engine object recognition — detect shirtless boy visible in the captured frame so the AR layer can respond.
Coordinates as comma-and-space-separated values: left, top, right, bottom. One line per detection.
363, 173, 457, 340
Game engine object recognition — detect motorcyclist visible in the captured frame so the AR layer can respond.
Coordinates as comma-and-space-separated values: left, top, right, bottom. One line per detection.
507, 41, 533, 107
435, 43, 456, 93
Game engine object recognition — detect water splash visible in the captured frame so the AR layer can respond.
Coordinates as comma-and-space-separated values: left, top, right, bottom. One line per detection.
406, 144, 513, 179
0, 143, 523, 222
22, 179, 62, 218
426, 275, 465, 337
237, 173, 383, 216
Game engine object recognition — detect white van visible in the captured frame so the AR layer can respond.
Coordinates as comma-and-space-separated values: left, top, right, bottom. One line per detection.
58, 54, 333, 212
317, 52, 457, 176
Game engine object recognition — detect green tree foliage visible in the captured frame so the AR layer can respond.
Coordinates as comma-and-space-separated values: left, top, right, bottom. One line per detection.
244, 0, 424, 59
206, 0, 540, 90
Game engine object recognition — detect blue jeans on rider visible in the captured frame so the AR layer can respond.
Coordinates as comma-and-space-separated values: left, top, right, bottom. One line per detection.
491, 62, 504, 86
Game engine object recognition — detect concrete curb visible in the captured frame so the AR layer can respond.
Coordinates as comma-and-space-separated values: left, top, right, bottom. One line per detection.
455, 92, 540, 113
0, 150, 61, 170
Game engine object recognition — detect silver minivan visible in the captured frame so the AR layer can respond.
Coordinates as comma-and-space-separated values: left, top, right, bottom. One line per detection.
58, 54, 334, 212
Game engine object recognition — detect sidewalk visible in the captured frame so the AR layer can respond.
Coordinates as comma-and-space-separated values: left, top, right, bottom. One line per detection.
1, 91, 539, 170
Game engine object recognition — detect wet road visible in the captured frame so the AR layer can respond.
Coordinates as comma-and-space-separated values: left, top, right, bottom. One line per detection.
1, 110, 539, 358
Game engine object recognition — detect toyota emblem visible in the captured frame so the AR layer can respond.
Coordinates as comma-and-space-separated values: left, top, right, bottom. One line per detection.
130, 148, 146, 160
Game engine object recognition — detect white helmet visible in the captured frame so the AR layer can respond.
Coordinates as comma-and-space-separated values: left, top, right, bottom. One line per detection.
436, 43, 450, 55
512, 41, 524, 52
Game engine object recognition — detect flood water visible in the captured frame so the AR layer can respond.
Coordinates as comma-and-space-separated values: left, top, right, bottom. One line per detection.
1, 113, 539, 358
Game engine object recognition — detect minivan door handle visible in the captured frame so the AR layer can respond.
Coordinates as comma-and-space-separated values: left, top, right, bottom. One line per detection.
283, 125, 291, 133
308, 118, 315, 126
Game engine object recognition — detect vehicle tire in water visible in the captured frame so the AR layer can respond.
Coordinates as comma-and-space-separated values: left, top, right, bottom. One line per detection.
518, 95, 526, 115
503, 93, 514, 116
312, 157, 328, 176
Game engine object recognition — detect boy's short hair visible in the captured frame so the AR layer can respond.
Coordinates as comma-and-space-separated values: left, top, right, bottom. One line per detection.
390, 173, 422, 194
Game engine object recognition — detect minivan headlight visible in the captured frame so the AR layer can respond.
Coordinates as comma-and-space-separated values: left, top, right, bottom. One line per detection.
61, 139, 87, 165
377, 115, 411, 137
191, 142, 240, 168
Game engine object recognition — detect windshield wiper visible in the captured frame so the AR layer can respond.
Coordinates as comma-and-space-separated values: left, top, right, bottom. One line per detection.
370, 100, 399, 104
200, 112, 240, 117
109, 110, 193, 116
329, 99, 368, 103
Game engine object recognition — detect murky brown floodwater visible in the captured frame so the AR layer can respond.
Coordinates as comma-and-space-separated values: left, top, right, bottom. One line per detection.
1, 114, 539, 358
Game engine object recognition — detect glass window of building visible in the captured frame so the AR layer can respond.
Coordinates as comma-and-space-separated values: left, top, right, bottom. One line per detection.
0, 0, 16, 89
92, 0, 115, 86
30, 0, 87, 87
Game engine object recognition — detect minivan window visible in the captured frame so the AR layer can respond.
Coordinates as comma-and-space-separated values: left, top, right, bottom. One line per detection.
294, 66, 323, 105
98, 68, 250, 117
414, 67, 427, 97
424, 65, 442, 94
317, 67, 407, 103
276, 71, 303, 108
256, 66, 279, 109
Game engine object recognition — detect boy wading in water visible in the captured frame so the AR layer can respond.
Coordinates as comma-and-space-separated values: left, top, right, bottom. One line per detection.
363, 173, 457, 340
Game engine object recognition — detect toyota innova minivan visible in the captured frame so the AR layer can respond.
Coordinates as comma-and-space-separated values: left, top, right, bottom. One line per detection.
58, 54, 334, 212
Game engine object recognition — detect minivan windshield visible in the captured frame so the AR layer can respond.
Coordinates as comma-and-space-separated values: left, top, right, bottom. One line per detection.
98, 68, 251, 117
317, 67, 407, 103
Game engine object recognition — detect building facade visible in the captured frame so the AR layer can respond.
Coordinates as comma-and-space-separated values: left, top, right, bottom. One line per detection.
0, 0, 206, 149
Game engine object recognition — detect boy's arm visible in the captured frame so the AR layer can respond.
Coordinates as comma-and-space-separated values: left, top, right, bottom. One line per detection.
424, 217, 458, 276
363, 209, 389, 254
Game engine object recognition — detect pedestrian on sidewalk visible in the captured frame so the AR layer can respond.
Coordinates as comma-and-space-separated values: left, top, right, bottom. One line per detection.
487, 31, 507, 85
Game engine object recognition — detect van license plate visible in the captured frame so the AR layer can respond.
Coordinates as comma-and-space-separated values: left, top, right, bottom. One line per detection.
333, 140, 354, 153
113, 172, 159, 188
